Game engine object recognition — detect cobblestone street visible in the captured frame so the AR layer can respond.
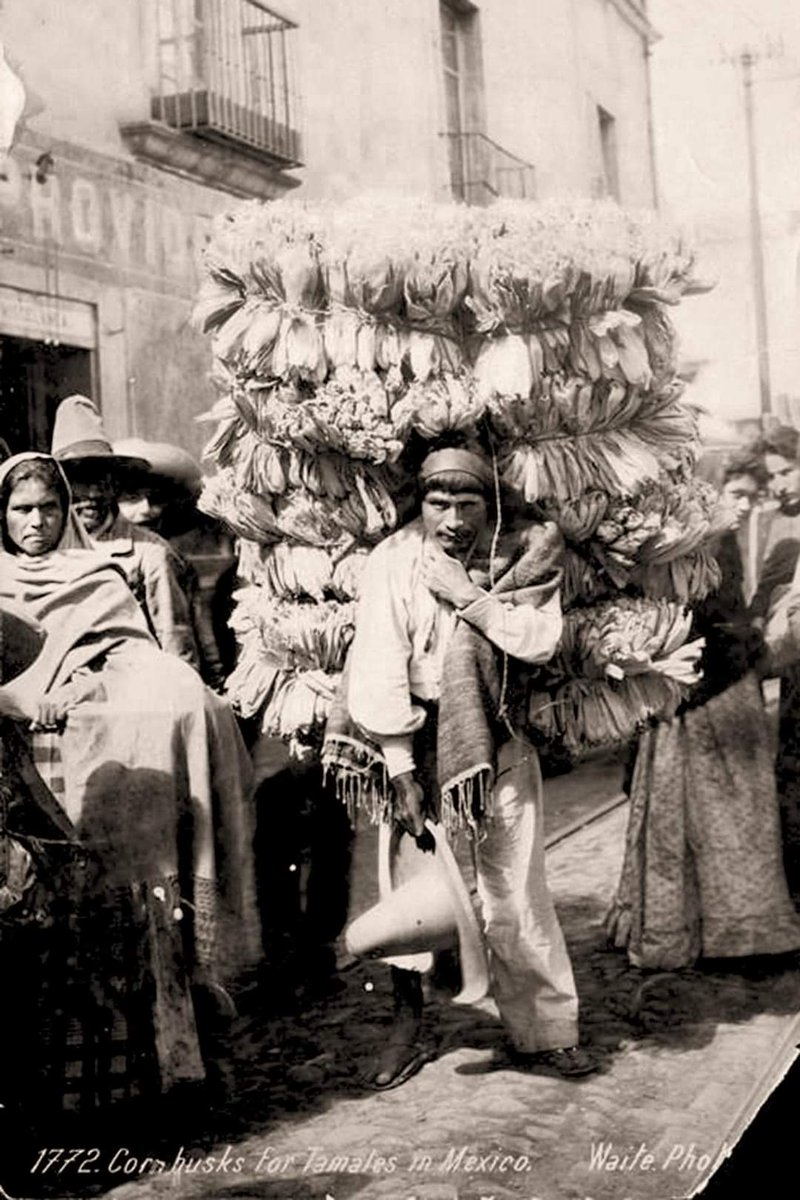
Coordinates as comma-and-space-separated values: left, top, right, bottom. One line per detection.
29, 753, 792, 1200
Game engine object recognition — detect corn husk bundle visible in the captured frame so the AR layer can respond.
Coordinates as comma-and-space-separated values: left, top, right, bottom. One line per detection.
493, 381, 695, 502
529, 674, 685, 752
237, 541, 370, 602
233, 591, 355, 675
196, 197, 699, 390
205, 371, 404, 465
225, 584, 357, 739
548, 466, 730, 589
200, 458, 398, 549
561, 548, 618, 609
637, 552, 722, 604
194, 196, 716, 756
552, 598, 698, 683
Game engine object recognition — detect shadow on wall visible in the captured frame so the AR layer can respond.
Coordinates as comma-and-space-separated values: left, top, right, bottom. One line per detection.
125, 293, 217, 462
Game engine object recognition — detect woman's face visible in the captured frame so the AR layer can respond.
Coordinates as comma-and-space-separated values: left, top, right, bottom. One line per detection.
5, 478, 66, 555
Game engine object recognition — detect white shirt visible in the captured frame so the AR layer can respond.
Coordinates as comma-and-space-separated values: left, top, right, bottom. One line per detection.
347, 518, 562, 777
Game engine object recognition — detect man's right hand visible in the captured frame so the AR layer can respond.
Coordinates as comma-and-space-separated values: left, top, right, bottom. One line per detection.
0, 686, 69, 729
392, 772, 426, 839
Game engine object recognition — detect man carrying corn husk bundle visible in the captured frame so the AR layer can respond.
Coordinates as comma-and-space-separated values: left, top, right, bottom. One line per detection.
191, 193, 725, 1076
195, 196, 713, 767
323, 438, 598, 1086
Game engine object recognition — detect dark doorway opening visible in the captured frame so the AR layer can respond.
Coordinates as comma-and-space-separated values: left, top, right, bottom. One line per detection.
0, 335, 94, 454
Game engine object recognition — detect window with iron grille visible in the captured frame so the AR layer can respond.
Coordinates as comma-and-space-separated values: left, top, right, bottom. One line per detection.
152, 0, 301, 166
440, 0, 470, 199
439, 1, 534, 204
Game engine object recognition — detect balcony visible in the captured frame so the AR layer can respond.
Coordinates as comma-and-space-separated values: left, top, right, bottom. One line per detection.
441, 132, 536, 205
152, 0, 301, 164
123, 0, 302, 197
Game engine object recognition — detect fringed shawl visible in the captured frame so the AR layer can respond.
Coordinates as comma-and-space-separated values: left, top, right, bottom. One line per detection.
323, 520, 563, 835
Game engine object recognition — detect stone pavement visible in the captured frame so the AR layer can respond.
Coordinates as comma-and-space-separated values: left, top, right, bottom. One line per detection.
55, 793, 798, 1200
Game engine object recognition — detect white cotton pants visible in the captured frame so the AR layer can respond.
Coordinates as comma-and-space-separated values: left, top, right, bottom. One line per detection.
472, 737, 579, 1053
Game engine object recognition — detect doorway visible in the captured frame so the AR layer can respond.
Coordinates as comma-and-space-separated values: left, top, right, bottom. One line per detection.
0, 336, 94, 455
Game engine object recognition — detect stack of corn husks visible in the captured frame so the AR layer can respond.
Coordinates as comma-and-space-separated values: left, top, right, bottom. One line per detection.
194, 196, 720, 758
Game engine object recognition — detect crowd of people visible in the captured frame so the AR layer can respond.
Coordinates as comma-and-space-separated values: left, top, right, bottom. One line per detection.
607, 444, 800, 967
0, 398, 256, 1145
4, 392, 800, 1143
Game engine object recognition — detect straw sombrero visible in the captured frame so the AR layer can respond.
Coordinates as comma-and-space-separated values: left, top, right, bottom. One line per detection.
345, 819, 489, 1005
113, 438, 202, 495
51, 396, 149, 472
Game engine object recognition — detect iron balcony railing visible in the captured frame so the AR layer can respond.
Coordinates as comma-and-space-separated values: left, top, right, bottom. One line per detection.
441, 131, 536, 204
152, 0, 302, 166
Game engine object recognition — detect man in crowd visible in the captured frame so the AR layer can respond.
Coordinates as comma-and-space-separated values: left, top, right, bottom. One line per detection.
717, 448, 769, 605
115, 437, 237, 690
324, 438, 596, 1088
752, 425, 800, 903
751, 425, 800, 578
50, 395, 200, 669
115, 439, 202, 542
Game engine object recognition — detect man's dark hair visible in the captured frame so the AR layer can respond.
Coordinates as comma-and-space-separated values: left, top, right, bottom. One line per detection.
721, 448, 768, 489
417, 432, 494, 499
419, 468, 490, 499
754, 424, 800, 464
60, 459, 120, 497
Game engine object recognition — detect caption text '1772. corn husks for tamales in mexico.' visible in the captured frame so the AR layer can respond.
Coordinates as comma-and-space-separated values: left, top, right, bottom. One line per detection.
193, 196, 723, 760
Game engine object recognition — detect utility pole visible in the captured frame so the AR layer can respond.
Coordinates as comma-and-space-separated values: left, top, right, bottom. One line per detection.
740, 49, 772, 421
723, 40, 782, 424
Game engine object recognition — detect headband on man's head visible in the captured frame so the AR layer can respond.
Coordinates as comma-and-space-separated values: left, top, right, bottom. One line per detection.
418, 447, 494, 491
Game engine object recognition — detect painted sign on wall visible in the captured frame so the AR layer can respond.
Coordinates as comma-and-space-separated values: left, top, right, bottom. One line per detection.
0, 141, 218, 290
0, 285, 96, 346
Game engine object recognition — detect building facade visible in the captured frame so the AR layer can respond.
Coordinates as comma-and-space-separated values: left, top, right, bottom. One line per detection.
0, 0, 657, 457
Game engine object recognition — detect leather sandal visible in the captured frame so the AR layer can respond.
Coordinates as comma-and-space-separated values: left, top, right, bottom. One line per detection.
367, 1041, 436, 1091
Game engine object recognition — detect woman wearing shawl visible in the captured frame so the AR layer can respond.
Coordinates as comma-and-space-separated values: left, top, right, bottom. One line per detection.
0, 453, 258, 1122
605, 452, 800, 968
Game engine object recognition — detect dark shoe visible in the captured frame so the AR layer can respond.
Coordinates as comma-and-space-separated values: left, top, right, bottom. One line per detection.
366, 970, 430, 1089
509, 1044, 599, 1078
367, 1041, 436, 1090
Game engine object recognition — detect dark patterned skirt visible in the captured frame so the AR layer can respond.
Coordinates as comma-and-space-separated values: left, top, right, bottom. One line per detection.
1, 729, 207, 1125
1, 849, 204, 1123
605, 672, 800, 969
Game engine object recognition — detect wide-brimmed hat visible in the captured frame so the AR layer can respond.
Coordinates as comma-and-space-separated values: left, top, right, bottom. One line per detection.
113, 438, 202, 495
51, 395, 148, 472
0, 598, 45, 680
345, 820, 489, 1005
